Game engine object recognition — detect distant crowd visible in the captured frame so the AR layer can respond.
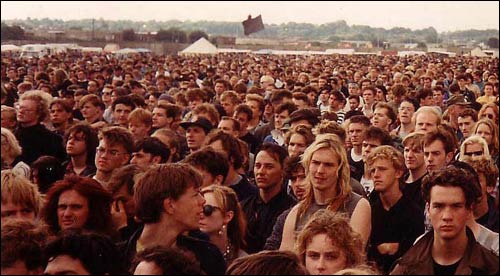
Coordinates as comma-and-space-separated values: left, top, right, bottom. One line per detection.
1, 50, 498, 275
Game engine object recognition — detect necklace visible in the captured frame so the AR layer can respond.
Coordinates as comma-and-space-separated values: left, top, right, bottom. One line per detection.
223, 240, 232, 262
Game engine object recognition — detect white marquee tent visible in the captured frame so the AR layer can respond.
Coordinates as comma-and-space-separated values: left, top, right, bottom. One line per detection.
180, 37, 218, 55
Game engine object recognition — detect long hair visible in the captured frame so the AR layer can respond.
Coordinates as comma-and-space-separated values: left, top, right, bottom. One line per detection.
298, 134, 351, 221
472, 118, 499, 157
41, 175, 112, 235
201, 185, 247, 260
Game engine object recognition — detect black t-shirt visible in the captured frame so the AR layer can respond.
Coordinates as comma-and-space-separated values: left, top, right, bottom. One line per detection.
348, 148, 364, 182
433, 258, 461, 275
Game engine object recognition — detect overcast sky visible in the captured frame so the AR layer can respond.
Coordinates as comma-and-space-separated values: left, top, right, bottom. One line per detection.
2, 1, 498, 32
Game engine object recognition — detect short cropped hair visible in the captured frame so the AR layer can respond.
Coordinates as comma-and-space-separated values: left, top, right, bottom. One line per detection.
134, 163, 203, 223
99, 126, 135, 154
366, 145, 406, 173
183, 147, 229, 184
1, 219, 49, 272
422, 162, 482, 208
134, 137, 170, 163
44, 230, 127, 275
130, 246, 201, 275
423, 126, 458, 154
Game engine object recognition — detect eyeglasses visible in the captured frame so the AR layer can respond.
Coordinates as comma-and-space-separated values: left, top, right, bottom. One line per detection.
463, 151, 484, 157
96, 147, 128, 157
202, 204, 221, 217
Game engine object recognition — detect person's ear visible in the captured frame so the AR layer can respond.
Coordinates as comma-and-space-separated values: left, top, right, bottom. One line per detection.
445, 152, 454, 164
151, 155, 162, 165
223, 210, 234, 225
213, 175, 224, 185
163, 198, 174, 215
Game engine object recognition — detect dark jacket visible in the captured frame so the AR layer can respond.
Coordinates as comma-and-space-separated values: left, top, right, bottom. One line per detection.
14, 123, 66, 165
390, 228, 499, 275
119, 226, 226, 275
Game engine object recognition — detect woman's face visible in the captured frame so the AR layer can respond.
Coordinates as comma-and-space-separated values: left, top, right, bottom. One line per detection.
305, 233, 348, 275
199, 192, 225, 236
475, 123, 493, 146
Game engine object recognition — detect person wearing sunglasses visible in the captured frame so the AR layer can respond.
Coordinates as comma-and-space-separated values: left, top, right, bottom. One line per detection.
472, 118, 499, 167
200, 185, 248, 265
459, 135, 491, 162
478, 102, 499, 123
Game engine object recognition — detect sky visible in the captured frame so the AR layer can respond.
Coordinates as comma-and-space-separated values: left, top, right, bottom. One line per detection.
1, 1, 499, 33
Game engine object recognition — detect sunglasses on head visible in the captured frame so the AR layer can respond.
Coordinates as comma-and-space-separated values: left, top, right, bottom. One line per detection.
203, 204, 221, 217
464, 150, 484, 157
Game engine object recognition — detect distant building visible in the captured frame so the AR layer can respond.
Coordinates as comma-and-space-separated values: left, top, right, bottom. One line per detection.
338, 40, 373, 49
213, 36, 236, 45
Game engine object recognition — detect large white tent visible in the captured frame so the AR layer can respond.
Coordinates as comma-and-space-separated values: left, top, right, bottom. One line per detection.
180, 37, 217, 55
1, 44, 21, 52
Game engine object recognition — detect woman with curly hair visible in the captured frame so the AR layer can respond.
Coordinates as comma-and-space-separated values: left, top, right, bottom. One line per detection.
295, 209, 367, 275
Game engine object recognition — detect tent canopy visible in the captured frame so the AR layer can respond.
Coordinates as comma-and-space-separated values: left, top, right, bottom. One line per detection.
180, 37, 217, 54
1, 44, 21, 52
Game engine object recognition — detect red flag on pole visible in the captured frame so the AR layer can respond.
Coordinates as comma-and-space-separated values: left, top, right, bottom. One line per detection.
242, 15, 264, 36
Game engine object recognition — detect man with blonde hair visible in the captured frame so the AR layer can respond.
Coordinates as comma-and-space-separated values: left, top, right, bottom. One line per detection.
1, 170, 43, 223
366, 146, 424, 273
413, 106, 441, 134
15, 90, 65, 164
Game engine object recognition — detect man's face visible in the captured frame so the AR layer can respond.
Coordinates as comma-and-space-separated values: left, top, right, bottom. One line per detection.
128, 121, 151, 141
348, 123, 367, 147
371, 158, 402, 193
1, 197, 36, 223
457, 116, 475, 138
420, 95, 434, 107
17, 99, 39, 126
234, 112, 250, 131
433, 91, 444, 106
95, 139, 130, 173
217, 119, 238, 137
254, 150, 283, 191
415, 111, 438, 133
57, 189, 90, 231
49, 104, 71, 125
349, 98, 360, 110
362, 138, 382, 161
152, 107, 170, 129
404, 145, 425, 171
44, 255, 91, 275
185, 126, 206, 152
130, 150, 157, 169
309, 148, 340, 192
274, 110, 289, 129
362, 89, 375, 104
113, 104, 132, 127
398, 101, 415, 125
81, 102, 102, 123
170, 185, 205, 230
214, 83, 226, 95
428, 186, 471, 241
66, 131, 87, 157
245, 100, 262, 120
371, 107, 392, 130
220, 100, 236, 117
288, 133, 307, 158
189, 98, 203, 111
424, 140, 452, 172
290, 167, 307, 200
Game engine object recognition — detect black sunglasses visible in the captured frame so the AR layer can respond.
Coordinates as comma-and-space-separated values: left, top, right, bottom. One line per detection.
203, 204, 221, 217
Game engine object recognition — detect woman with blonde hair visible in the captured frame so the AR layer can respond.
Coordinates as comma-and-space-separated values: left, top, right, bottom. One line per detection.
199, 185, 247, 265
478, 102, 499, 122
459, 135, 491, 162
280, 134, 371, 251
295, 209, 366, 275
1, 127, 30, 178
472, 118, 499, 166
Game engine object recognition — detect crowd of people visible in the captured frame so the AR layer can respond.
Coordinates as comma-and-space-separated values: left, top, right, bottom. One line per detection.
1, 49, 499, 275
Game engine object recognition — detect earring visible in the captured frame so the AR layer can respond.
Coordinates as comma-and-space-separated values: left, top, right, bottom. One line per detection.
218, 224, 226, 236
